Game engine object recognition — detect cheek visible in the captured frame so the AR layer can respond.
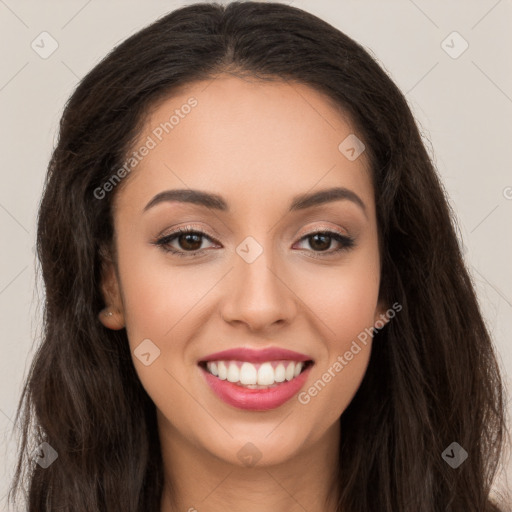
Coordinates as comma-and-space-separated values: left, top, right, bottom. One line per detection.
303, 253, 381, 343
118, 246, 212, 343
115, 248, 207, 423
116, 245, 230, 412
293, 256, 379, 425
296, 269, 376, 428
298, 346, 371, 436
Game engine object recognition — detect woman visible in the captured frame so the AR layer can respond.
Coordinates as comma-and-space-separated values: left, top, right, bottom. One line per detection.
8, 2, 509, 511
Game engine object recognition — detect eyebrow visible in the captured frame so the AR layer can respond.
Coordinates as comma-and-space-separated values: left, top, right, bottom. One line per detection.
143, 186, 367, 216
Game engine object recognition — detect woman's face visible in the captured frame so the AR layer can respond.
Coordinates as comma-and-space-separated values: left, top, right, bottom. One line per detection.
100, 75, 386, 466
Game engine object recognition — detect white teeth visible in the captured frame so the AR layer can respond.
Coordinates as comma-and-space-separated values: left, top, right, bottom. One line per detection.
226, 363, 239, 383
204, 360, 307, 387
285, 362, 295, 381
217, 361, 227, 380
274, 363, 286, 383
239, 362, 257, 385
257, 362, 275, 386
208, 361, 218, 377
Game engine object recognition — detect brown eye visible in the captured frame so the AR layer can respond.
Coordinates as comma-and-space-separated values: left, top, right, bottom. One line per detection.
295, 230, 355, 255
176, 232, 203, 251
308, 233, 332, 251
154, 227, 218, 257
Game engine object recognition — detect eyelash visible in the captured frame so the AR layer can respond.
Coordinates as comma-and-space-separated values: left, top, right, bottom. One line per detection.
153, 225, 356, 259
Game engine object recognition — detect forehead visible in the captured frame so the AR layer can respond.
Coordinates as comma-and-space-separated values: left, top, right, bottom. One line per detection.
115, 75, 374, 216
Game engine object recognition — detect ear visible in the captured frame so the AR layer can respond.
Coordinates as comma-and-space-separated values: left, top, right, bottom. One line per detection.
373, 298, 391, 330
98, 247, 125, 330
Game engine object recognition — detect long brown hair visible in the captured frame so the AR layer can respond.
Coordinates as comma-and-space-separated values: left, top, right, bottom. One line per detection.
8, 2, 509, 510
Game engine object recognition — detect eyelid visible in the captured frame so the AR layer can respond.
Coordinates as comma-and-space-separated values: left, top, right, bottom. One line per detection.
156, 223, 219, 242
152, 224, 220, 257
295, 223, 349, 238
292, 227, 355, 256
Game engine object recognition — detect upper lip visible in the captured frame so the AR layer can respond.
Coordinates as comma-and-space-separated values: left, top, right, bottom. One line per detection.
199, 347, 313, 363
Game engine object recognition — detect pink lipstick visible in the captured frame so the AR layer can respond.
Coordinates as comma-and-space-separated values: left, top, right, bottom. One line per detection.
198, 347, 314, 411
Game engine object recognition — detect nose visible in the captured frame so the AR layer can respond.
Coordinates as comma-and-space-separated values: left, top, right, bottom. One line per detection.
220, 245, 297, 333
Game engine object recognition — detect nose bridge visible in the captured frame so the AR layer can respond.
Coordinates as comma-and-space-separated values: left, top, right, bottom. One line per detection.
220, 234, 296, 330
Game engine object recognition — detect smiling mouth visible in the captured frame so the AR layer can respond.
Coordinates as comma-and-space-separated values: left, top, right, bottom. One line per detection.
198, 359, 314, 389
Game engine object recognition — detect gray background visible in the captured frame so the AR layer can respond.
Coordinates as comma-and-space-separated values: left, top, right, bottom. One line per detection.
1, 0, 511, 508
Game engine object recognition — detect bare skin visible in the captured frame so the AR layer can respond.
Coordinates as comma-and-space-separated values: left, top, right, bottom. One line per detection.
99, 74, 388, 512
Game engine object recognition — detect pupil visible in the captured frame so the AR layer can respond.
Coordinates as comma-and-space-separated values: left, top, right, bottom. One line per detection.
310, 233, 330, 251
181, 233, 201, 250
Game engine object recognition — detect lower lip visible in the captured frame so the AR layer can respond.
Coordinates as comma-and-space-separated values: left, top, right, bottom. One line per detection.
200, 364, 313, 411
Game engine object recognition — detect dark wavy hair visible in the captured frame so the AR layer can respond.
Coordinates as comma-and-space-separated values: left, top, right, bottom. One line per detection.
8, 2, 509, 511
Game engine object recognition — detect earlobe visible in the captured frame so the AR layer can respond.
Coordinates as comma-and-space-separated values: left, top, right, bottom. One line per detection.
373, 300, 391, 330
98, 307, 125, 330
98, 249, 125, 330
